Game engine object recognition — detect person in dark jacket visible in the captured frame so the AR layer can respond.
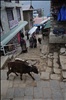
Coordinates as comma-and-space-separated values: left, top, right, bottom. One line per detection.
20, 37, 27, 53
29, 36, 34, 48
33, 36, 37, 48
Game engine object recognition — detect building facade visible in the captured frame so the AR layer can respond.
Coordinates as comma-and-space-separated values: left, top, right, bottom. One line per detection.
22, 5, 34, 30
0, 0, 28, 55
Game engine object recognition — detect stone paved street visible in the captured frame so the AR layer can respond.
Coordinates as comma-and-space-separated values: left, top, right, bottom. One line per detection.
1, 69, 66, 100
1, 35, 66, 100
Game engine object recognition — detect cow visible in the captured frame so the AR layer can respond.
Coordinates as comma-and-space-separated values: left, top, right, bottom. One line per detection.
7, 60, 38, 80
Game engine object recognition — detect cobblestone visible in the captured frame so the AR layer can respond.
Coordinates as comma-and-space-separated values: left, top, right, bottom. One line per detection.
34, 87, 43, 99
14, 87, 25, 97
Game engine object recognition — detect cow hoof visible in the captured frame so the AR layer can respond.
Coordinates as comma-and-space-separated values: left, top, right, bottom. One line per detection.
20, 78, 22, 80
33, 78, 35, 80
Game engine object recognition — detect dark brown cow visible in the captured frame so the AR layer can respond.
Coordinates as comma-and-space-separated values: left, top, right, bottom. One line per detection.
7, 60, 38, 80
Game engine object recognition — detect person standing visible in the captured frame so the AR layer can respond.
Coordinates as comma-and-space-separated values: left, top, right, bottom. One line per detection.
42, 25, 44, 39
20, 32, 27, 53
26, 31, 29, 40
33, 36, 37, 48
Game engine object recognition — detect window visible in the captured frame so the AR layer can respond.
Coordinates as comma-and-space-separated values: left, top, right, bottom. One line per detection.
6, 8, 14, 21
6, 8, 14, 29
16, 8, 21, 21
15, 0, 19, 3
4, 0, 11, 2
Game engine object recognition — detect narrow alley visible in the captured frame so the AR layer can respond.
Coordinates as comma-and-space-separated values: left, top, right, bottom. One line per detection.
1, 35, 66, 100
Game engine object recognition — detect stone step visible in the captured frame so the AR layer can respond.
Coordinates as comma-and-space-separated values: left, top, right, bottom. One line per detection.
1, 56, 9, 69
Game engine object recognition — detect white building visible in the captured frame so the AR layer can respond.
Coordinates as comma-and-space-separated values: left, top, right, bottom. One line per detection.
0, 0, 28, 55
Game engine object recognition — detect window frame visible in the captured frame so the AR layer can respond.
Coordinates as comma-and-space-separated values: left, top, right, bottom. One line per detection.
16, 8, 21, 22
6, 8, 14, 29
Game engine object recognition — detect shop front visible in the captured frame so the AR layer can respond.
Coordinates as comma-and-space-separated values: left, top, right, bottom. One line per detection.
0, 21, 28, 55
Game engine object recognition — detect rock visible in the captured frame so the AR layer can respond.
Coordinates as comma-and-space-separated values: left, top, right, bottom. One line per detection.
53, 68, 61, 74
53, 62, 59, 68
46, 67, 52, 73
48, 58, 52, 67
53, 59, 59, 68
50, 74, 61, 80
41, 45, 49, 54
53, 52, 58, 59
42, 54, 47, 59
60, 48, 66, 54
60, 55, 66, 70
40, 72, 50, 80
48, 53, 53, 59
53, 58, 58, 63
62, 71, 66, 79
40, 66, 46, 71
61, 64, 66, 70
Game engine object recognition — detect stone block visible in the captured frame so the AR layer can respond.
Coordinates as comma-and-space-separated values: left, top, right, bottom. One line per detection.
41, 45, 49, 54
53, 68, 61, 74
50, 74, 61, 80
53, 59, 59, 68
53, 63, 59, 68
61, 63, 66, 70
40, 72, 50, 80
24, 87, 33, 96
46, 67, 52, 73
34, 87, 43, 98
60, 55, 66, 70
48, 58, 52, 67
53, 52, 58, 59
60, 48, 66, 54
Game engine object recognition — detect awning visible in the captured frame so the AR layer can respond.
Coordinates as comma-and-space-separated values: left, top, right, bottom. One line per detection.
28, 26, 37, 35
1, 21, 28, 46
44, 20, 51, 29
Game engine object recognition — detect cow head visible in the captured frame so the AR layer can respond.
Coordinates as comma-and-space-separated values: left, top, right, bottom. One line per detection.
31, 65, 38, 74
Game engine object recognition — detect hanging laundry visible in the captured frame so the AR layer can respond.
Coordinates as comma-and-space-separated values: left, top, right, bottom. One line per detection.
57, 5, 66, 21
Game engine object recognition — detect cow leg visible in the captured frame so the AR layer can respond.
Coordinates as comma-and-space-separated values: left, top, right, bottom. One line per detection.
14, 72, 18, 76
28, 73, 35, 80
7, 70, 12, 80
20, 73, 22, 80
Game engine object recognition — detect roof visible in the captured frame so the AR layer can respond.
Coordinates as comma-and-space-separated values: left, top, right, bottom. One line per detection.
44, 20, 51, 29
1, 21, 28, 46
40, 17, 50, 25
28, 26, 37, 34
22, 5, 34, 11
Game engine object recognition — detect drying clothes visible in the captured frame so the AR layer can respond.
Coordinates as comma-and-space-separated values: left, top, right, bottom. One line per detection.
57, 5, 66, 21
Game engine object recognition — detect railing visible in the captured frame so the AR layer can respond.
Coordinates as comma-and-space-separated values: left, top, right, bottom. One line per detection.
0, 43, 20, 56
